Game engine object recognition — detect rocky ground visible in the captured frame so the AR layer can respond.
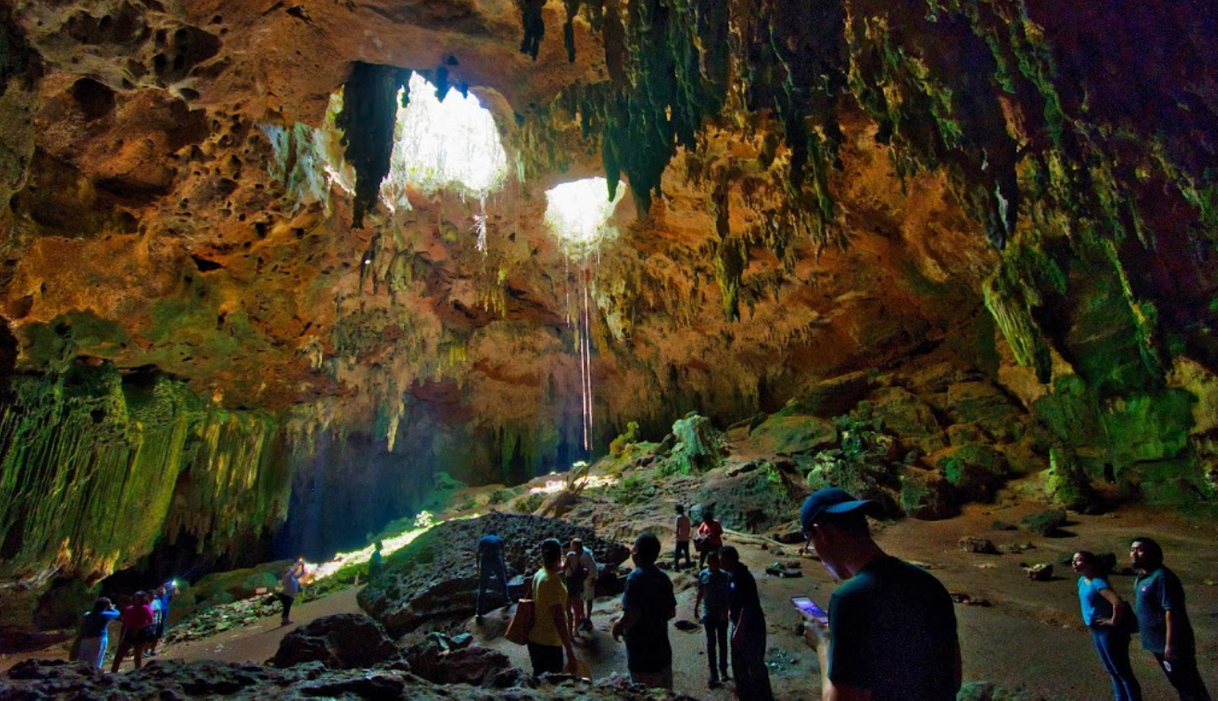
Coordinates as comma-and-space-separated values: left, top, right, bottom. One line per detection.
3, 401, 1217, 700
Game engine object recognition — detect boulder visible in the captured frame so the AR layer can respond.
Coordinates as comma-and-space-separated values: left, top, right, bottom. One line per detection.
899, 467, 958, 520
357, 512, 629, 637
1020, 509, 1068, 537
1024, 563, 1054, 581
744, 415, 837, 456
782, 370, 877, 418
695, 461, 806, 534
406, 640, 513, 687
935, 444, 1009, 502
958, 537, 999, 555
269, 613, 400, 670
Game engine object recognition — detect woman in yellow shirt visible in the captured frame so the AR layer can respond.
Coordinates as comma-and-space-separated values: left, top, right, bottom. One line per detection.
528, 538, 577, 675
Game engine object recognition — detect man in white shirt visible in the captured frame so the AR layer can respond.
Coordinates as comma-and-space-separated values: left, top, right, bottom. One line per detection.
574, 538, 598, 631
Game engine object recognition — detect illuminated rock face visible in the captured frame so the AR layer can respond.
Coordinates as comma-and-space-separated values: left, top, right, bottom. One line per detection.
0, 0, 1216, 586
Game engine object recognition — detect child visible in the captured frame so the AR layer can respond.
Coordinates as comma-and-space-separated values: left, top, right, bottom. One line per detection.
694, 549, 732, 688
674, 505, 692, 572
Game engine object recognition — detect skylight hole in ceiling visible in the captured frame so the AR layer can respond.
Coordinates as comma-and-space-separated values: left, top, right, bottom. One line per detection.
380, 73, 510, 213
544, 178, 628, 258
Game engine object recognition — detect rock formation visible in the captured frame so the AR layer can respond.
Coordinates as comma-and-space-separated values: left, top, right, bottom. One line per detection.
0, 0, 1216, 617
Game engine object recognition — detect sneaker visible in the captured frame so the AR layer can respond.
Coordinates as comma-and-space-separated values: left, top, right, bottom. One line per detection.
721, 671, 731, 681
708, 679, 722, 689
579, 619, 593, 632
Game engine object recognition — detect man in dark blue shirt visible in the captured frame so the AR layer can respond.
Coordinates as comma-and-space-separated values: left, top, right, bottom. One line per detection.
1131, 537, 1212, 701
612, 531, 677, 689
800, 488, 960, 701
721, 545, 773, 701
476, 532, 510, 621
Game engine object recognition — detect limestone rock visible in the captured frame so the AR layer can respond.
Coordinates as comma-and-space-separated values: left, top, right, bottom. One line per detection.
1020, 509, 1068, 537
269, 613, 400, 670
405, 639, 514, 687
899, 466, 958, 520
695, 461, 806, 534
957, 537, 999, 555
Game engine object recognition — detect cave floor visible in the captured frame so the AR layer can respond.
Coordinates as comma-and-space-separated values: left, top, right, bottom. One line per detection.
6, 500, 1215, 699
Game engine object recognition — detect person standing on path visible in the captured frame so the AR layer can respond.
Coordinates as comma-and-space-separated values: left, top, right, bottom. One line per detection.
674, 505, 693, 572
695, 508, 724, 570
1073, 550, 1142, 701
476, 532, 510, 621
527, 538, 577, 676
111, 591, 155, 672
577, 539, 598, 631
612, 531, 677, 689
720, 546, 773, 701
694, 548, 732, 688
78, 597, 120, 671
799, 488, 960, 701
1131, 537, 1212, 701
368, 540, 384, 580
278, 563, 301, 626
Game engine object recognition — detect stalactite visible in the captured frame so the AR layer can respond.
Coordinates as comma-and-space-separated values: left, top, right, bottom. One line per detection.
336, 63, 412, 227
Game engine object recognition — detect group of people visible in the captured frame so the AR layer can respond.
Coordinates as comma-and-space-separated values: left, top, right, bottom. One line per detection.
1073, 538, 1212, 701
76, 582, 177, 672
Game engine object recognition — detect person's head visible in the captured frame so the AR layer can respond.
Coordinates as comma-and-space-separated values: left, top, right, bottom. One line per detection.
706, 548, 721, 572
719, 546, 740, 572
134, 590, 148, 605
155, 585, 166, 596
701, 507, 715, 524
541, 538, 563, 570
676, 504, 685, 516
1130, 537, 1163, 571
800, 488, 883, 581
632, 532, 661, 567
571, 537, 583, 552
1072, 550, 1101, 577
91, 597, 112, 614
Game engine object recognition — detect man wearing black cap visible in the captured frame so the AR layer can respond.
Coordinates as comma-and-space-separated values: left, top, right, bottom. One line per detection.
800, 488, 961, 701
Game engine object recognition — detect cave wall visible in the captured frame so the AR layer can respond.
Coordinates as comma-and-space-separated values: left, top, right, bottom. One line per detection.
0, 0, 1216, 589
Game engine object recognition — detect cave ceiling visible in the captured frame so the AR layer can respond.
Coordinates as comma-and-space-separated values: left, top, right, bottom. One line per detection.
0, 0, 1216, 448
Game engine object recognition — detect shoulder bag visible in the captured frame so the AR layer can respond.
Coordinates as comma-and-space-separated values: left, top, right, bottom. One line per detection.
503, 599, 535, 645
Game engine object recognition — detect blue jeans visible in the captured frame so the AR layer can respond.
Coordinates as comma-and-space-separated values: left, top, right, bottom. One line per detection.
1091, 627, 1142, 701
476, 557, 509, 615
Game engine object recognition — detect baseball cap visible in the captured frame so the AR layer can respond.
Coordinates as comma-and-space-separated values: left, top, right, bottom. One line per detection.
800, 488, 881, 533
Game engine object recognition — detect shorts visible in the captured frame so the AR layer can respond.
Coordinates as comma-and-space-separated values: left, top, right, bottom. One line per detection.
582, 576, 596, 602
565, 576, 584, 598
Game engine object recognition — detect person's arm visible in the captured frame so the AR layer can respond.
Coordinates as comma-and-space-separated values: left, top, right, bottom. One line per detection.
1164, 609, 1177, 661
1098, 587, 1125, 627
612, 607, 641, 639
694, 585, 704, 620
552, 601, 575, 655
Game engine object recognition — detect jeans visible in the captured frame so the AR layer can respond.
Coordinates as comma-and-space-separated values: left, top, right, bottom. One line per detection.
278, 593, 295, 622
477, 557, 510, 615
674, 541, 692, 571
1091, 628, 1142, 701
704, 617, 729, 679
731, 623, 773, 701
527, 641, 564, 676
1153, 651, 1213, 701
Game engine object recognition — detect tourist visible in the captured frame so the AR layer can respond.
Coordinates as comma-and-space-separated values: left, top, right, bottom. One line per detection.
719, 546, 772, 700
694, 548, 732, 688
695, 507, 724, 569
475, 531, 510, 621
77, 597, 119, 671
674, 504, 693, 572
1073, 551, 1142, 701
146, 589, 163, 656
799, 488, 960, 701
278, 563, 301, 626
1131, 537, 1212, 701
612, 531, 677, 689
527, 538, 577, 676
368, 540, 384, 580
577, 538, 598, 632
156, 580, 178, 637
111, 591, 155, 672
563, 539, 588, 636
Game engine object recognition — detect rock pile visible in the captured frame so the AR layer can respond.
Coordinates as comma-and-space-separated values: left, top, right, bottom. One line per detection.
269, 614, 400, 670
358, 513, 629, 637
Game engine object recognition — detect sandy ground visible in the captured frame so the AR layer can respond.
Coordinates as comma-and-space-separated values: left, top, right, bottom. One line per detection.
6, 501, 1216, 700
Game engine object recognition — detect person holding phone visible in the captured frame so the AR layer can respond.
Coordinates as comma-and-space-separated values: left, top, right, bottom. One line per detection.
800, 488, 960, 701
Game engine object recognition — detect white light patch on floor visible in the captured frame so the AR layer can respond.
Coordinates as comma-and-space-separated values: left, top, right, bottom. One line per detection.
544, 177, 627, 257
380, 73, 509, 214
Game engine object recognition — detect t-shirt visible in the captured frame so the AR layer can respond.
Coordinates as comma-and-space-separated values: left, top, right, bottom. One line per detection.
728, 563, 764, 633
621, 565, 676, 673
697, 568, 731, 622
828, 556, 958, 701
80, 609, 120, 639
676, 515, 692, 541
1078, 576, 1115, 627
697, 520, 724, 548
1134, 565, 1195, 654
281, 571, 300, 597
150, 597, 163, 626
528, 567, 568, 647
119, 604, 154, 631
580, 547, 598, 588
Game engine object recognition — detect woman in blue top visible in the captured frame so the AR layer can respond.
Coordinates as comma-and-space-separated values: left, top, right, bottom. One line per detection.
1073, 551, 1142, 701
78, 597, 120, 670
